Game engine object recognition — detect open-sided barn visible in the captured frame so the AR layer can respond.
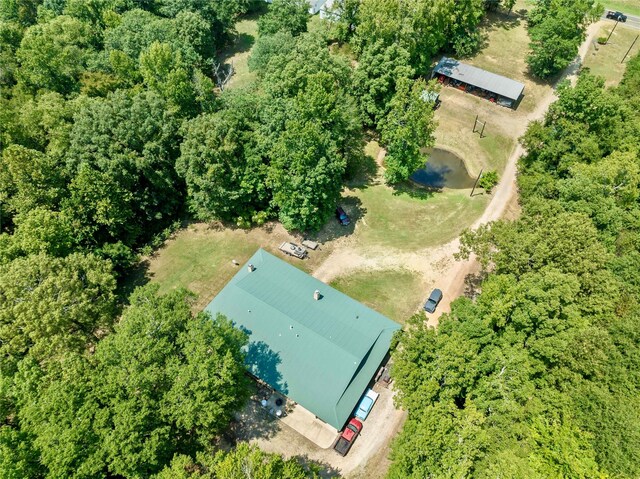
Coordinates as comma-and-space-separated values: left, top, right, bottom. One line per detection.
432, 56, 525, 108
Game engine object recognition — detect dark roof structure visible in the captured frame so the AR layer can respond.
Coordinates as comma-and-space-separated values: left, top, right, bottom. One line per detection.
433, 57, 525, 101
205, 249, 400, 430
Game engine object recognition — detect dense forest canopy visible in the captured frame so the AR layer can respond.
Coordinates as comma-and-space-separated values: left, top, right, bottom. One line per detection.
0, 0, 454, 476
1, 0, 625, 477
389, 56, 640, 478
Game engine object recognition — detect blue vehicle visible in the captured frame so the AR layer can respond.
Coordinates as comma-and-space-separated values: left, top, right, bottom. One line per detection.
423, 288, 443, 313
354, 388, 379, 421
336, 206, 350, 226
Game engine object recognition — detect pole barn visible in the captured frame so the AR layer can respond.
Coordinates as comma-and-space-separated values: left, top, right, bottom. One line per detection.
432, 57, 525, 109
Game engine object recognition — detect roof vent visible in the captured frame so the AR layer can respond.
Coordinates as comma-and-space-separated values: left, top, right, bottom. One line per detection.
247, 263, 255, 272
313, 289, 321, 301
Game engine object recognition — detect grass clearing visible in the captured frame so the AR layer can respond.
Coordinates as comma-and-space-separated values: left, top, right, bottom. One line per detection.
147, 223, 332, 310
330, 268, 425, 324
478, 130, 516, 173
345, 183, 490, 252
469, 3, 551, 114
583, 26, 640, 86
364, 140, 381, 161
219, 16, 259, 90
148, 227, 262, 310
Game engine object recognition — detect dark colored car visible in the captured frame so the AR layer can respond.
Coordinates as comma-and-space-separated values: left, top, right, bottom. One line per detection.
423, 288, 443, 313
606, 10, 627, 22
336, 206, 350, 226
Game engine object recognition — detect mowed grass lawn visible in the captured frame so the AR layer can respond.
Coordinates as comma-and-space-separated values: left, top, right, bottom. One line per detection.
148, 228, 262, 309
584, 25, 640, 86
219, 16, 259, 89
345, 183, 490, 251
330, 269, 426, 324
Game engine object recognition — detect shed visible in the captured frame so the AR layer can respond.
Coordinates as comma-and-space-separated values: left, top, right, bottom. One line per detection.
205, 249, 400, 430
432, 56, 525, 107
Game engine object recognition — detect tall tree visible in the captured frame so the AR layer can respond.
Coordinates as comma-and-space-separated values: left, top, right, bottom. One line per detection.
176, 91, 268, 223
64, 89, 182, 247
258, 0, 309, 37
378, 78, 437, 184
0, 0, 41, 26
0, 253, 116, 363
267, 116, 345, 231
139, 41, 197, 115
352, 40, 414, 127
0, 144, 66, 221
16, 15, 93, 94
93, 285, 250, 477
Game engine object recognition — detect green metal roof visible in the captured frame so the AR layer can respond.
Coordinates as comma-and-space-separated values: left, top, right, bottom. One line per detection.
205, 249, 400, 429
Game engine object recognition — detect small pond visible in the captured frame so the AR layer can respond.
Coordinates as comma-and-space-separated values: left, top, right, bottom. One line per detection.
410, 148, 475, 189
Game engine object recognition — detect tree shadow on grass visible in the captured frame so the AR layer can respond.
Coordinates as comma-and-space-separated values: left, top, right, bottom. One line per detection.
226, 32, 255, 57
346, 148, 379, 191
458, 8, 525, 58
307, 196, 366, 243
228, 399, 280, 443
464, 270, 489, 301
117, 259, 151, 304
391, 181, 437, 200
293, 455, 343, 478
482, 9, 523, 32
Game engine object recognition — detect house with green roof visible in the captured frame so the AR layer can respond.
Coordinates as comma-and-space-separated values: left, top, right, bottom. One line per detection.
205, 248, 401, 430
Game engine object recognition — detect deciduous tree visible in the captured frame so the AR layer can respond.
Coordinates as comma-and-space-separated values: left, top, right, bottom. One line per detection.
258, 0, 309, 37
379, 78, 437, 184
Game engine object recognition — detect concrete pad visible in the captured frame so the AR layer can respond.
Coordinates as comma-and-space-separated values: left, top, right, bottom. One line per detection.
280, 403, 338, 449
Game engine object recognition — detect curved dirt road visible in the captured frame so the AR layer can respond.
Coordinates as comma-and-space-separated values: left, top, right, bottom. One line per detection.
302, 22, 605, 479
313, 22, 603, 328
430, 21, 603, 324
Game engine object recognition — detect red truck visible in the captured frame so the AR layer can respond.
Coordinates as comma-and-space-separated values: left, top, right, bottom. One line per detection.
333, 418, 363, 456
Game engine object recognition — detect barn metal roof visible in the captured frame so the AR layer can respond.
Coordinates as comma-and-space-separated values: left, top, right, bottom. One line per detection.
433, 56, 525, 101
205, 249, 400, 430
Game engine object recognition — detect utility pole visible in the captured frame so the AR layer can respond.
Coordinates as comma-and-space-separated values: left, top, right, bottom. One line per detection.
470, 169, 484, 197
605, 19, 619, 44
621, 35, 639, 63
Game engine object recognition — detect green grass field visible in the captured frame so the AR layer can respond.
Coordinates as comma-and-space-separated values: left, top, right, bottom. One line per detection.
330, 269, 425, 324
345, 183, 490, 252
583, 25, 640, 86
147, 228, 263, 309
219, 17, 259, 89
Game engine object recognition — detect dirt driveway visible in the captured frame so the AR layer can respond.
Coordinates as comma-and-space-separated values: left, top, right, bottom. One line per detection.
316, 21, 604, 329
234, 383, 404, 478
229, 21, 605, 479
